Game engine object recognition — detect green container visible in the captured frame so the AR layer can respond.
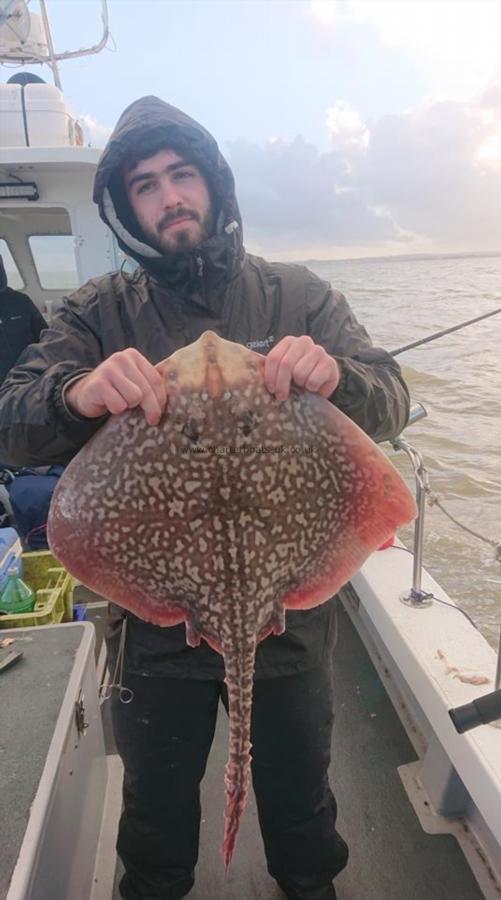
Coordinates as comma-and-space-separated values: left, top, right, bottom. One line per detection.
0, 551, 74, 629
0, 568, 36, 615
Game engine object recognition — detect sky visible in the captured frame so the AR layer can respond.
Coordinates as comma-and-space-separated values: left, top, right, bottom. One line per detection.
3, 0, 501, 260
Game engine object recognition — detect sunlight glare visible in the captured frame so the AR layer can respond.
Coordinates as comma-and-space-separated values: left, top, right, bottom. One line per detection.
309, 1, 338, 27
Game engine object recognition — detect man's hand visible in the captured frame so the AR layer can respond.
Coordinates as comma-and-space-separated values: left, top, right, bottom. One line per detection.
64, 349, 168, 426
264, 336, 341, 402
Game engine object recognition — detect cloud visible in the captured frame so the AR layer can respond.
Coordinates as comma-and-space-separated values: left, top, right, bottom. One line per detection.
326, 101, 369, 150
227, 133, 402, 258
480, 78, 501, 110
308, 1, 501, 102
73, 94, 501, 260
361, 98, 501, 242
227, 90, 501, 258
78, 114, 113, 147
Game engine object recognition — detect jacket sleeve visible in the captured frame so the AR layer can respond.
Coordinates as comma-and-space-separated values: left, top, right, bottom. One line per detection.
30, 301, 48, 341
0, 284, 108, 466
305, 276, 410, 443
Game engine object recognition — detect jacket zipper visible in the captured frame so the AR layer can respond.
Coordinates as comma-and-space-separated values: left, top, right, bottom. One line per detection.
194, 253, 207, 304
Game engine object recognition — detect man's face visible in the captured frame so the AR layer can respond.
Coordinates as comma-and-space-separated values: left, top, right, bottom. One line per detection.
123, 148, 213, 254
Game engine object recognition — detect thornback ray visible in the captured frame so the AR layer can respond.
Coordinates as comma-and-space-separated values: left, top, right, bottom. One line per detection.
47, 330, 417, 869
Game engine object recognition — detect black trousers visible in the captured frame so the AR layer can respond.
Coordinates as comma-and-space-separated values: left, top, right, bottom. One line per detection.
111, 664, 348, 900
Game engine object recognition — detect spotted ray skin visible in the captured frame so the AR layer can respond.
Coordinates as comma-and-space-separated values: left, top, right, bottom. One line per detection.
47, 331, 417, 868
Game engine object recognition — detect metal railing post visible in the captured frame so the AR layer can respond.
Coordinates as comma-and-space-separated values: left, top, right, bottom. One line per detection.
496, 625, 501, 692
391, 403, 433, 608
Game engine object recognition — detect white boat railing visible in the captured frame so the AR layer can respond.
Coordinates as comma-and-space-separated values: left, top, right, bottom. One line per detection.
391, 403, 501, 731
391, 402, 432, 607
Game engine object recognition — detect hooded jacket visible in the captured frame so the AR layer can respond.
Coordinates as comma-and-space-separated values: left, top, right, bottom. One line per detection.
0, 254, 47, 385
0, 96, 410, 679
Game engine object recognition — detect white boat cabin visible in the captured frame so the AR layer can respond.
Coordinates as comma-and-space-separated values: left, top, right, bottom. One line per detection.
0, 77, 121, 319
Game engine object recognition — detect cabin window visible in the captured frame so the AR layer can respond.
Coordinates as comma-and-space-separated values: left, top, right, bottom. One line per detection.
0, 240, 24, 290
28, 235, 79, 290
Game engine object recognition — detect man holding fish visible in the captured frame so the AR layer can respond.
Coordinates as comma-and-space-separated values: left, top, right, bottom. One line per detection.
0, 97, 411, 900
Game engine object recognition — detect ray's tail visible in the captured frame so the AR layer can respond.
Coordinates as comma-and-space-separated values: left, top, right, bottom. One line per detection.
221, 634, 257, 870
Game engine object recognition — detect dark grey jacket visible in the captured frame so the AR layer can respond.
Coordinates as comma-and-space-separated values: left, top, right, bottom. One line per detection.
0, 96, 410, 679
0, 287, 47, 385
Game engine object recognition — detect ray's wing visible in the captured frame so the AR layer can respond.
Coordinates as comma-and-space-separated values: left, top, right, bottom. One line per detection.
47, 331, 417, 870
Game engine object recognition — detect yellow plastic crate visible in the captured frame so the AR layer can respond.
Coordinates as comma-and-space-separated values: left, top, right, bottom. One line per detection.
0, 550, 74, 629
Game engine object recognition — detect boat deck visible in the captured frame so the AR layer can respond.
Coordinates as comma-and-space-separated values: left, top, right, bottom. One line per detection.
83, 597, 484, 900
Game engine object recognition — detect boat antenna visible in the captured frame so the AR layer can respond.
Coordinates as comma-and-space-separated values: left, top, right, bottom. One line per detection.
0, 0, 109, 90
38, 0, 62, 89
390, 305, 501, 357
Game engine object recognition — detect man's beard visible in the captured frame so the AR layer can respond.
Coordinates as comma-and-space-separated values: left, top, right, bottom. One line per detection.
151, 206, 214, 256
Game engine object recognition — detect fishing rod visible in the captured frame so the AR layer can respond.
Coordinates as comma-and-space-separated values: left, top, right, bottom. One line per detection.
389, 303, 501, 568
390, 305, 501, 357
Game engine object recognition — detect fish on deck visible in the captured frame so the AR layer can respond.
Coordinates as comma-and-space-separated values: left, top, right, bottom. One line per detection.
47, 331, 417, 869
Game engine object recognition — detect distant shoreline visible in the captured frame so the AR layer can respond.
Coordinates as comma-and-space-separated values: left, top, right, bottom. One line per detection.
301, 250, 501, 265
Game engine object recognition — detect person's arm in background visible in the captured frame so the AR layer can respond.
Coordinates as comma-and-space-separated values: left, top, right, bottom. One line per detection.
0, 285, 107, 466
0, 284, 167, 468
28, 297, 48, 341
